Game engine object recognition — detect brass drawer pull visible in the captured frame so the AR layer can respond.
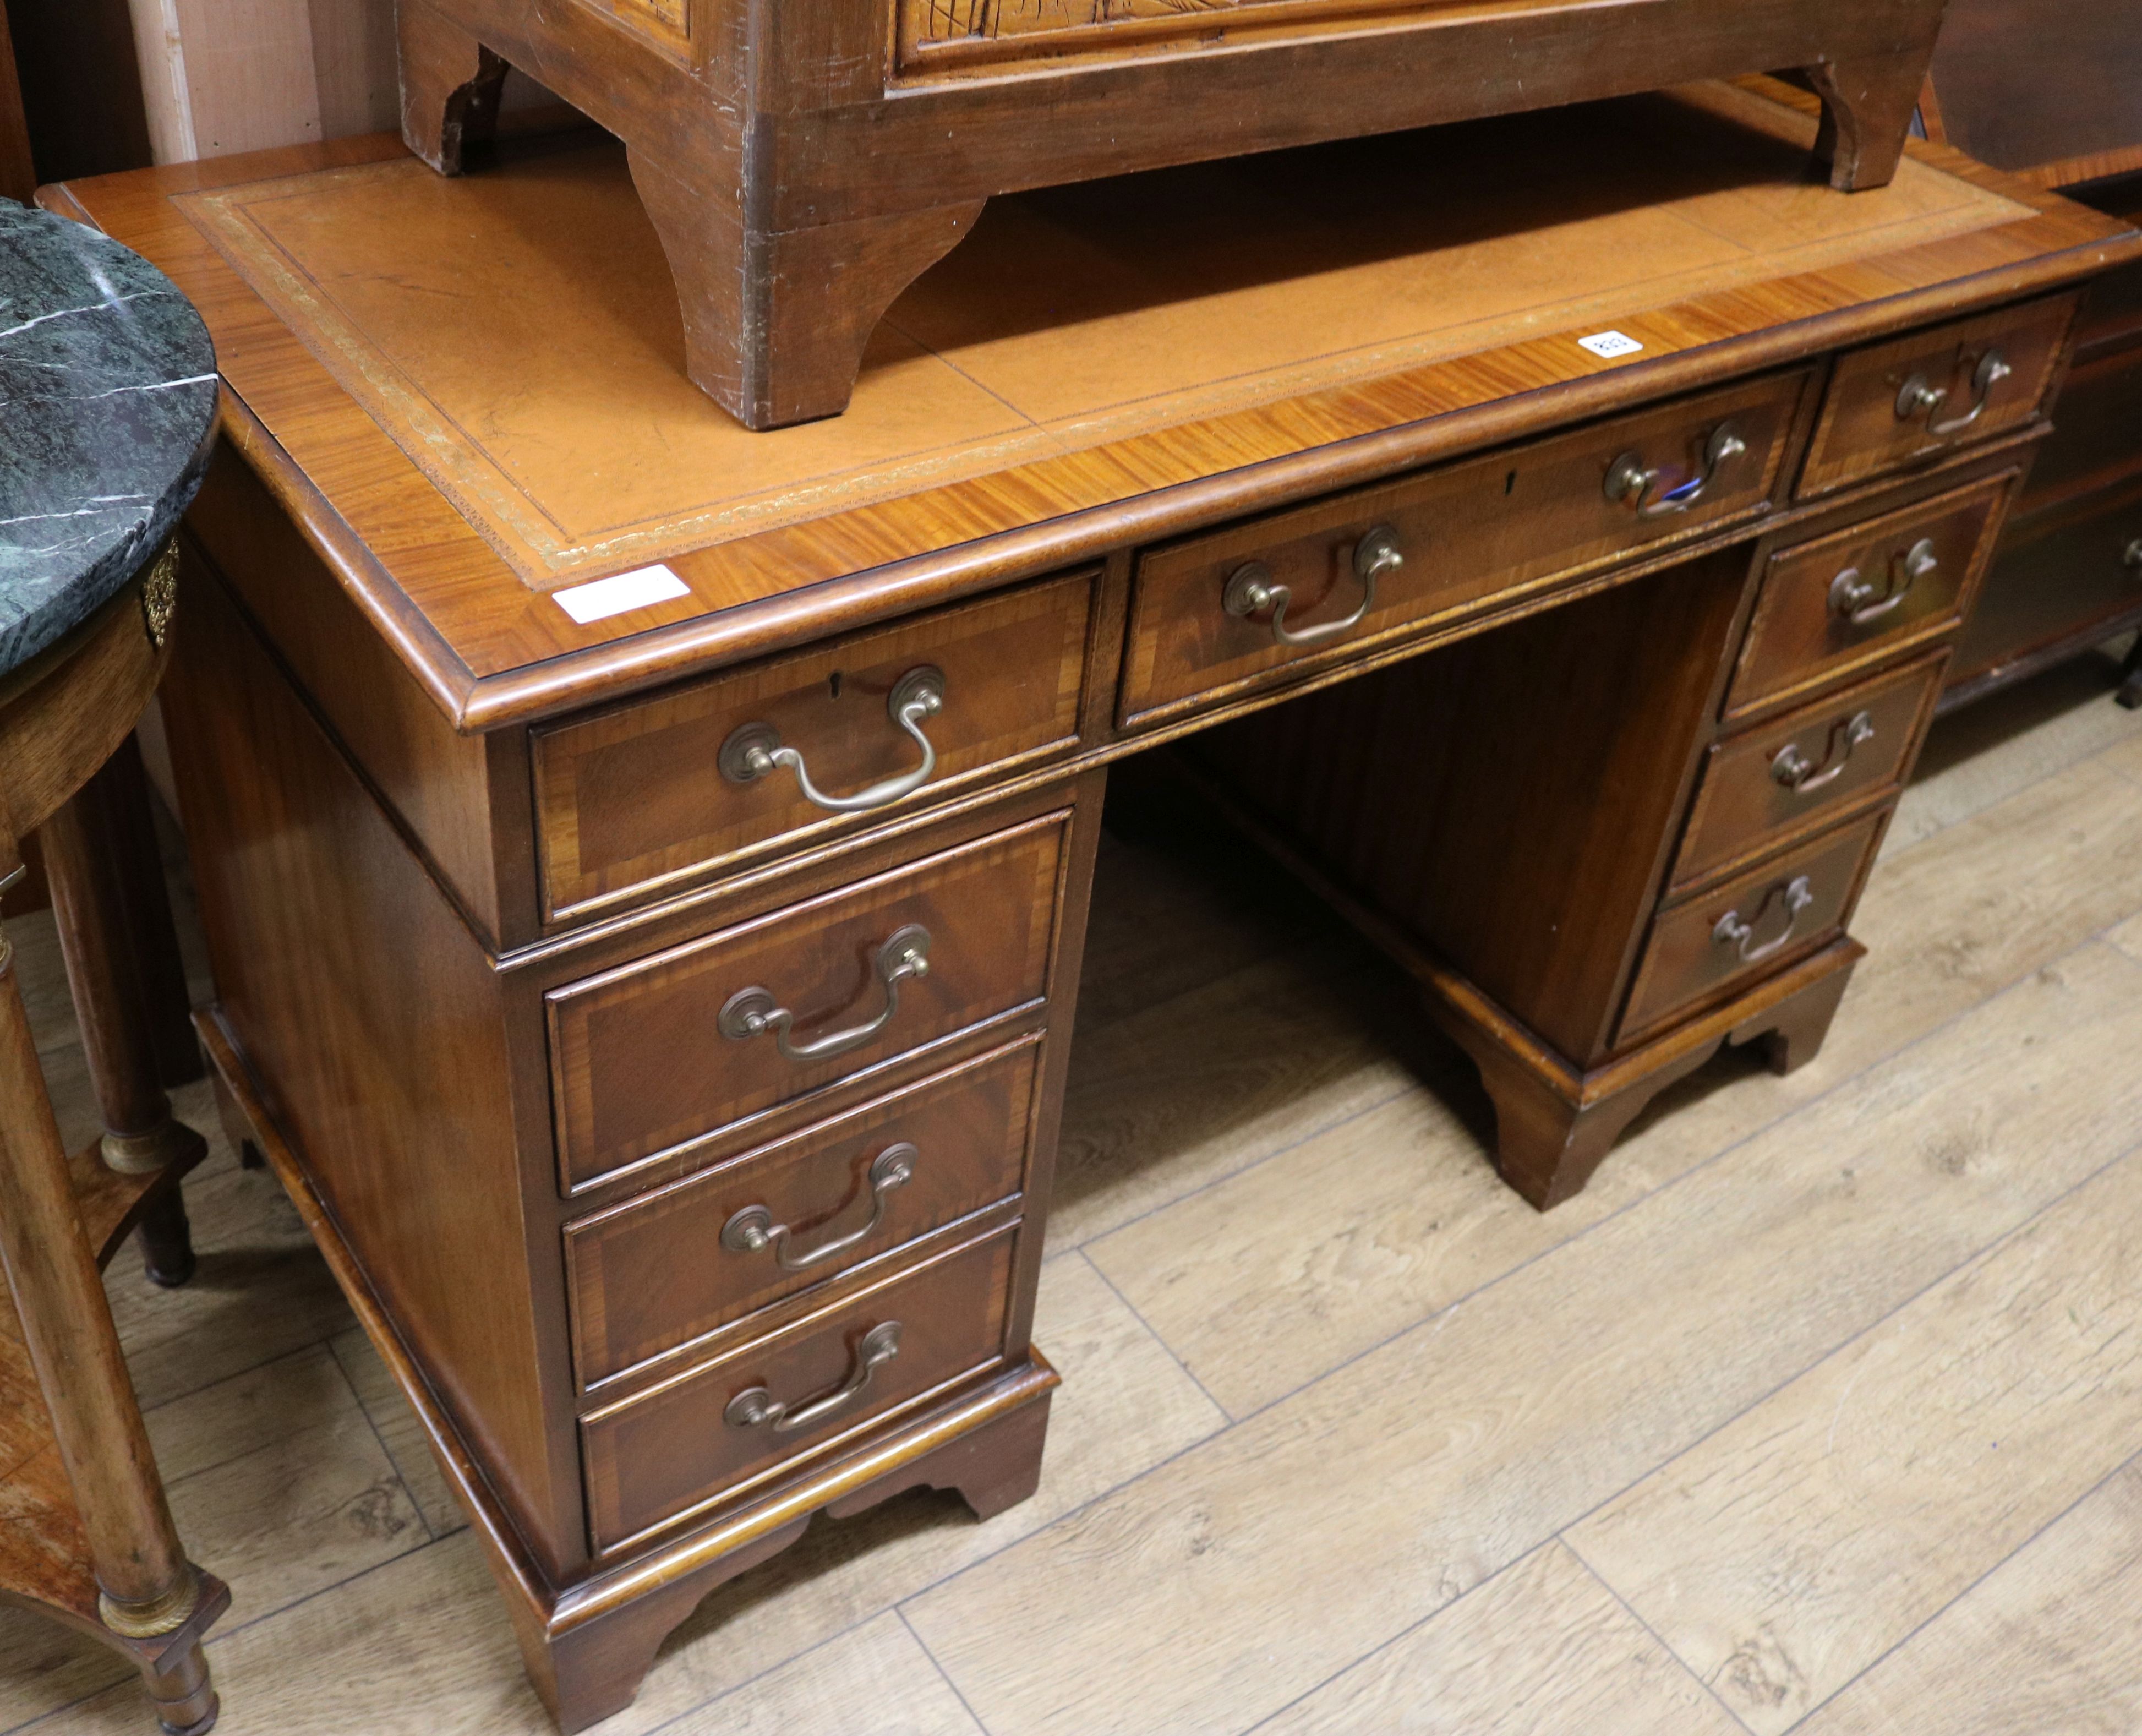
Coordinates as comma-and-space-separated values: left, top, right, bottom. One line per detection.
1771, 711, 1876, 794
719, 665, 946, 814
1604, 423, 1747, 520
2124, 537, 2142, 574
1223, 525, 1402, 647
1713, 874, 1815, 965
1895, 348, 2012, 439
722, 1143, 916, 1270
1829, 536, 1937, 626
718, 925, 931, 1064
724, 1321, 902, 1433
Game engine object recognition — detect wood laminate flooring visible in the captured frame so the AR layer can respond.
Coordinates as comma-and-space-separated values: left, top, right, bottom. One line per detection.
4, 635, 2140, 1736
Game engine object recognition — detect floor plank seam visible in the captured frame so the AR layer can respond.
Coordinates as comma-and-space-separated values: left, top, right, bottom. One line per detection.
1558, 1538, 1760, 1735
898, 1603, 997, 1736
1552, 1122, 2142, 1618
1769, 1437, 2142, 1734
1231, 1536, 1573, 1736
1054, 1076, 1415, 1254
324, 1339, 444, 1546
1074, 1248, 1236, 1422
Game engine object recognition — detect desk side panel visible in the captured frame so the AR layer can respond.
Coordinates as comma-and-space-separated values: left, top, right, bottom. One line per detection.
185, 442, 522, 949
160, 564, 578, 1575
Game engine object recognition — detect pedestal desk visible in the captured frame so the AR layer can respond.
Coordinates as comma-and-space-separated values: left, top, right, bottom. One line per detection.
46, 80, 2142, 1729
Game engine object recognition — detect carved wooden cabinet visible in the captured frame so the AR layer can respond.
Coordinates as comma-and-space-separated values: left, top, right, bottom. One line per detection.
49, 80, 2140, 1733
399, 0, 1949, 427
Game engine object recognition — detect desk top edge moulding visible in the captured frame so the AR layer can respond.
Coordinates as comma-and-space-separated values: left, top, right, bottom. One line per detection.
40, 82, 2142, 739
396, 0, 1953, 428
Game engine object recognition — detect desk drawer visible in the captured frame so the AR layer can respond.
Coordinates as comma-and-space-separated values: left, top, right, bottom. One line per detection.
1120, 370, 1810, 725
1620, 811, 1885, 1045
565, 1040, 1039, 1389
1727, 473, 2009, 717
1799, 297, 2074, 498
547, 811, 1066, 1190
2014, 340, 2142, 510
532, 574, 1092, 922
581, 1226, 1015, 1553
1951, 480, 2142, 688
1674, 653, 1943, 892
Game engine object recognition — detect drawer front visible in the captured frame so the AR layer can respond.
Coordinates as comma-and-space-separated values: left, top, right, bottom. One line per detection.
1799, 297, 2075, 498
2015, 340, 2142, 510
1121, 371, 1811, 726
532, 574, 1092, 922
581, 1226, 1015, 1553
1620, 811, 1886, 1045
1728, 472, 2010, 717
1951, 480, 2142, 687
1674, 653, 1944, 891
565, 1040, 1039, 1389
548, 811, 1066, 1190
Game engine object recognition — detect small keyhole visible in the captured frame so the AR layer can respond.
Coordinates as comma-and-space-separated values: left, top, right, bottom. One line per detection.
1504, 471, 1517, 496
828, 671, 844, 700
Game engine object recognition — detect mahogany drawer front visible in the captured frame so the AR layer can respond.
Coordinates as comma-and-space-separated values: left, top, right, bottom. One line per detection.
531, 573, 1092, 923
2015, 340, 2142, 510
1726, 472, 2010, 718
1119, 370, 1811, 726
565, 1039, 1040, 1389
1951, 480, 2142, 688
1674, 653, 1944, 892
547, 811, 1067, 1191
581, 1226, 1014, 1553
1620, 811, 1886, 1046
1798, 296, 2075, 498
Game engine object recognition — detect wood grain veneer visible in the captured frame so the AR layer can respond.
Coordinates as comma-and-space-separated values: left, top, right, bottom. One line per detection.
564, 1036, 1041, 1391
544, 811, 1067, 1191
1729, 471, 2013, 717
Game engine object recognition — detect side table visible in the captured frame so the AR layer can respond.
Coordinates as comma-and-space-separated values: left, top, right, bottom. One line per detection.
0, 200, 228, 1734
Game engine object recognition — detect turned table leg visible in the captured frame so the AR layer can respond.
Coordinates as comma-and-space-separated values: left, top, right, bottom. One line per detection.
2117, 635, 2142, 711
0, 925, 217, 1728
99, 737, 201, 1089
41, 762, 207, 1286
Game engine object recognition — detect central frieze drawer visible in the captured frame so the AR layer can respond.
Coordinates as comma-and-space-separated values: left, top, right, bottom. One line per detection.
547, 811, 1067, 1190
532, 572, 1092, 923
1119, 369, 1812, 727
581, 1225, 1016, 1554
565, 1039, 1040, 1388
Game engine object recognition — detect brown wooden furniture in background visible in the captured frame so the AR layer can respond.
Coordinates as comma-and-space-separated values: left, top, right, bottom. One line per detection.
397, 0, 1948, 427
1923, 2, 2142, 709
50, 80, 2141, 1730
0, 564, 227, 1735
0, 1, 31, 204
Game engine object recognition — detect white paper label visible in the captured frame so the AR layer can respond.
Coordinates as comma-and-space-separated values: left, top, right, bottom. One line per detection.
552, 564, 691, 625
1578, 330, 1645, 360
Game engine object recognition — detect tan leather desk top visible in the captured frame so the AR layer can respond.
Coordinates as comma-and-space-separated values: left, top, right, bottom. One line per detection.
47, 79, 2140, 728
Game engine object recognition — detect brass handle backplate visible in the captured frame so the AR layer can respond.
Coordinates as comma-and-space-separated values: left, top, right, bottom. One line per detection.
1713, 875, 1816, 966
1223, 524, 1402, 647
724, 1321, 902, 1433
1604, 423, 1748, 520
722, 1144, 916, 1270
719, 665, 946, 814
1771, 711, 1876, 795
1895, 348, 2012, 439
719, 925, 930, 1064
1830, 537, 1937, 627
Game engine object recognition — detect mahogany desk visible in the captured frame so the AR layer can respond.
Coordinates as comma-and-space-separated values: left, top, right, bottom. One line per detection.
46, 80, 2142, 1730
